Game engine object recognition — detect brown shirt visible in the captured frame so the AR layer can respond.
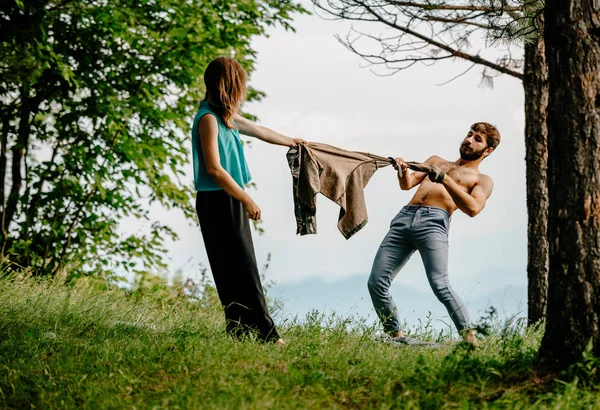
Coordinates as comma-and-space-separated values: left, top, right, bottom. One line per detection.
287, 142, 392, 239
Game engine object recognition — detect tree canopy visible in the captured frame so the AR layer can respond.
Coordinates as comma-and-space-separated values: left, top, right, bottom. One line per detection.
0, 0, 307, 278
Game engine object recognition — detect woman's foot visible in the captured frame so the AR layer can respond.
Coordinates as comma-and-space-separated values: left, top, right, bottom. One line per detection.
274, 338, 286, 346
462, 329, 479, 347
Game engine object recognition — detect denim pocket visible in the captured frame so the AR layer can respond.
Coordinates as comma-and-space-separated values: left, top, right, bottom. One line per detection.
390, 209, 408, 227
427, 212, 449, 232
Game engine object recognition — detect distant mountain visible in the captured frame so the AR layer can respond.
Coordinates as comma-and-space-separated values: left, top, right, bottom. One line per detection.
270, 273, 526, 332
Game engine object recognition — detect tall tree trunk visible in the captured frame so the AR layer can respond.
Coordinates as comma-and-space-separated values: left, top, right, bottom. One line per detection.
21, 142, 59, 242
4, 85, 31, 237
523, 33, 549, 326
540, 0, 600, 366
0, 115, 9, 247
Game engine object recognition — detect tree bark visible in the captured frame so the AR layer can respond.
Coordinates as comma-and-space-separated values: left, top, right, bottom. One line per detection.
22, 141, 60, 241
4, 85, 31, 236
0, 116, 9, 238
540, 0, 600, 366
523, 34, 549, 326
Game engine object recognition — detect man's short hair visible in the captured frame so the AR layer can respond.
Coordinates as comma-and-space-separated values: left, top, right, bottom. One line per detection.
471, 122, 501, 151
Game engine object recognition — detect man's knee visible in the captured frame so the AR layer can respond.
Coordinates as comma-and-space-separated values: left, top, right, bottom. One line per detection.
430, 277, 453, 300
367, 273, 386, 296
367, 274, 377, 292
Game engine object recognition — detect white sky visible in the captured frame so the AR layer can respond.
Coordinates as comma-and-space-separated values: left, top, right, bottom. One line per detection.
150, 2, 527, 319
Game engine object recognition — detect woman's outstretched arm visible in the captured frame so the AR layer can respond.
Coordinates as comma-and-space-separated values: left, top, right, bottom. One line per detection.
234, 114, 306, 147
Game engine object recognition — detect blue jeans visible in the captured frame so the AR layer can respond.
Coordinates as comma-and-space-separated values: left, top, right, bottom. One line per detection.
367, 205, 471, 334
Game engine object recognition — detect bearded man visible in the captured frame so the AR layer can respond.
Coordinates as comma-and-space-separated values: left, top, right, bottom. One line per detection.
368, 122, 501, 346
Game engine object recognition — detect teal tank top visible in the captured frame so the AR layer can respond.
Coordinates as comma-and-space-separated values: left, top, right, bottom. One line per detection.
191, 101, 252, 191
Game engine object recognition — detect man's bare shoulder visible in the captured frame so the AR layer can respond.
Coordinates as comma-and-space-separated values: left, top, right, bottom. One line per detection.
477, 173, 494, 190
478, 172, 493, 182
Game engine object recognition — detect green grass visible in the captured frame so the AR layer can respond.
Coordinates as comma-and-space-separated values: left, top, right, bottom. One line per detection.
1, 275, 599, 409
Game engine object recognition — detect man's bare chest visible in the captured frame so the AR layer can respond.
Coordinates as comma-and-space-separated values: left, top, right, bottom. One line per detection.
439, 163, 479, 191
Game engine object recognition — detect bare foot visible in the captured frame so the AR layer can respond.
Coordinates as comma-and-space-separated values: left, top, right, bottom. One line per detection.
391, 330, 404, 338
462, 330, 479, 347
274, 338, 286, 346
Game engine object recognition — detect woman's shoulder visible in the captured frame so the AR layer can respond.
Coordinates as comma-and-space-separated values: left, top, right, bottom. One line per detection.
194, 103, 238, 140
195, 100, 211, 115
196, 101, 221, 122
193, 102, 221, 141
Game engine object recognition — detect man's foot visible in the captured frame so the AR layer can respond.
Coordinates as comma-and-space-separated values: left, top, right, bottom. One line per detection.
388, 336, 424, 346
274, 338, 286, 346
374, 331, 402, 343
462, 329, 479, 347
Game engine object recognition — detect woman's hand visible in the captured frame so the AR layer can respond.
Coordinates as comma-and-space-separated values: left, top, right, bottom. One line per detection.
289, 138, 307, 147
243, 197, 261, 221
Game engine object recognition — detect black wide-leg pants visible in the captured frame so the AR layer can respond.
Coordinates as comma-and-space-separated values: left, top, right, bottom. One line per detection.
196, 190, 280, 342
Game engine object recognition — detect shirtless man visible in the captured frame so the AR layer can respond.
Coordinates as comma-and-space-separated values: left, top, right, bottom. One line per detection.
367, 122, 500, 345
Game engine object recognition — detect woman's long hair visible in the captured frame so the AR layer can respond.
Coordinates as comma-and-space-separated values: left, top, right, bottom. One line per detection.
203, 57, 246, 129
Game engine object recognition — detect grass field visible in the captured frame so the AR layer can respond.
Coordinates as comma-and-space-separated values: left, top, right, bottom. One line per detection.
1, 274, 599, 409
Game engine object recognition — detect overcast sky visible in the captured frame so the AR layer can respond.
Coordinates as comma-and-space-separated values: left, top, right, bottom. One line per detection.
150, 2, 528, 325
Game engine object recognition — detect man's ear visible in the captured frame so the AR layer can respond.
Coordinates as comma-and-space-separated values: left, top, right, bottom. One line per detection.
483, 147, 494, 158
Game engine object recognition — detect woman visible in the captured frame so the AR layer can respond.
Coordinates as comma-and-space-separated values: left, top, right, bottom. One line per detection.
192, 56, 305, 344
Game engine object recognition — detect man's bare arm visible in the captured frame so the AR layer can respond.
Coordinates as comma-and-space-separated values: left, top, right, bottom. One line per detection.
394, 156, 434, 190
441, 174, 493, 217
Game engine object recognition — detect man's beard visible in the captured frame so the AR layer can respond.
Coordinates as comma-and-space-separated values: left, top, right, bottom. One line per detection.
460, 144, 486, 160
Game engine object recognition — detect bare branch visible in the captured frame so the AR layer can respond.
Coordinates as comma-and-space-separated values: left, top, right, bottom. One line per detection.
365, 0, 522, 77
436, 62, 477, 85
419, 15, 492, 30
386, 0, 522, 12
312, 0, 525, 79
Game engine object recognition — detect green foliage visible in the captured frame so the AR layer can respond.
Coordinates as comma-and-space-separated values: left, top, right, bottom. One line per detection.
2, 275, 600, 408
0, 0, 307, 277
483, 0, 545, 46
